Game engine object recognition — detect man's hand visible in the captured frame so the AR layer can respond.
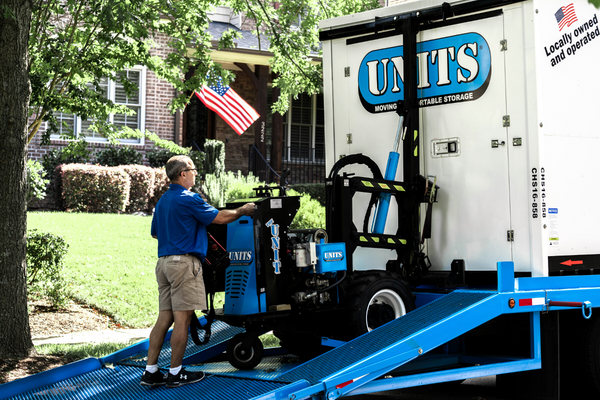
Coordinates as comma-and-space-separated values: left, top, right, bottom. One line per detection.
239, 202, 255, 217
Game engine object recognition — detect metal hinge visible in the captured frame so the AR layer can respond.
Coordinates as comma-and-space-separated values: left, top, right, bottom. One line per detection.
503, 115, 510, 127
501, 39, 508, 51
344, 67, 350, 77
507, 230, 514, 242
346, 133, 353, 144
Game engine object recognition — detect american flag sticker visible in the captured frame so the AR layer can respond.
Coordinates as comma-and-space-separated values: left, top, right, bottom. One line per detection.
555, 3, 578, 31
519, 298, 545, 307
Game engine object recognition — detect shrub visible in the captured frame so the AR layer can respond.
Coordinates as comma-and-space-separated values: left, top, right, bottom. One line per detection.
61, 164, 130, 213
120, 165, 155, 213
96, 146, 143, 166
204, 139, 225, 177
288, 189, 326, 230
148, 168, 169, 212
42, 140, 92, 182
147, 148, 205, 175
289, 183, 326, 206
202, 173, 325, 229
204, 171, 262, 207
27, 159, 49, 205
42, 140, 92, 208
27, 229, 70, 308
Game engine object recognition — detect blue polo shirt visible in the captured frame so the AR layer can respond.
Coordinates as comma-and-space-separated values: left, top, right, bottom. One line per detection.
151, 184, 219, 261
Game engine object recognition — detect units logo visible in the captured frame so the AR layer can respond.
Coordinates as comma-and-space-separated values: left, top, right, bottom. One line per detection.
266, 218, 282, 274
323, 251, 344, 262
358, 33, 492, 112
229, 250, 253, 264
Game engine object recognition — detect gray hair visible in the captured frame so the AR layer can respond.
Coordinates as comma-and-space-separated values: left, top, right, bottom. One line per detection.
166, 155, 193, 181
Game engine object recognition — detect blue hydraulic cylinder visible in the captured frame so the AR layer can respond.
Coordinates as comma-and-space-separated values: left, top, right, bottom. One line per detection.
372, 151, 400, 234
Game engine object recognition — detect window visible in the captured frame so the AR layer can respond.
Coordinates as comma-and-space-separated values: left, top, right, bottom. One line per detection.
53, 68, 146, 144
283, 93, 324, 163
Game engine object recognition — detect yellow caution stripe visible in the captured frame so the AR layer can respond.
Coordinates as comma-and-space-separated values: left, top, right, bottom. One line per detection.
358, 235, 407, 245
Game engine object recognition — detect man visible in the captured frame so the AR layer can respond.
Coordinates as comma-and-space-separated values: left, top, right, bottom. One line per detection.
141, 155, 255, 388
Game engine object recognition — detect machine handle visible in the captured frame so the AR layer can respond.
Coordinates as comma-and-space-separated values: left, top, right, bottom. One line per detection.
547, 300, 592, 319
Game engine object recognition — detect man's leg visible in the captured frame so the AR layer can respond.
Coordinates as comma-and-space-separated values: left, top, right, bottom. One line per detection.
141, 310, 174, 386
169, 310, 194, 368
147, 310, 174, 365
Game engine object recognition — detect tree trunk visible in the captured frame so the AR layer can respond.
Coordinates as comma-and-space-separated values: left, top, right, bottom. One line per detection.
0, 0, 35, 358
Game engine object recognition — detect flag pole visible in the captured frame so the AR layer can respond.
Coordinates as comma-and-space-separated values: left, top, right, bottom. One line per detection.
186, 91, 196, 105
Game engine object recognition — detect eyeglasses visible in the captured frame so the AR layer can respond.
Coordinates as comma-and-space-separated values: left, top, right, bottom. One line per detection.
182, 168, 197, 172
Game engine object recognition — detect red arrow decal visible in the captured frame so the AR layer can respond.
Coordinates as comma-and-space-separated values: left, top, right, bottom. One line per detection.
560, 260, 584, 267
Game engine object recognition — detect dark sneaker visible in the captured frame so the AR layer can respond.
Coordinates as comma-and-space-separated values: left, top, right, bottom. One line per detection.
166, 368, 205, 388
140, 370, 167, 386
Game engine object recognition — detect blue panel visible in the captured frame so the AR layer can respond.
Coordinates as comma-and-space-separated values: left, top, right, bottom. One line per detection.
226, 216, 259, 315
315, 242, 347, 273
497, 261, 514, 293
225, 264, 260, 315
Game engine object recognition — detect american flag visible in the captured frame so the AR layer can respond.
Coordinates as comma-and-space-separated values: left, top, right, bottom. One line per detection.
555, 3, 578, 31
194, 81, 259, 135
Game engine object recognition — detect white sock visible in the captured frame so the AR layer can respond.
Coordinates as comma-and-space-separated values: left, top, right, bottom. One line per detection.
145, 364, 158, 374
170, 365, 182, 375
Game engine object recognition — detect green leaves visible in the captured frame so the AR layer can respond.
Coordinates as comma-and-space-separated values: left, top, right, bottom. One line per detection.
28, 0, 381, 142
27, 229, 70, 308
235, 0, 381, 114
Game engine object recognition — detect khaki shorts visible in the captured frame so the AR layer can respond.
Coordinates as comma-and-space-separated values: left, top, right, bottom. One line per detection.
155, 254, 207, 311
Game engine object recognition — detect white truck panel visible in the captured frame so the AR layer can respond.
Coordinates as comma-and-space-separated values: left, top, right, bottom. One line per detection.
321, 0, 600, 276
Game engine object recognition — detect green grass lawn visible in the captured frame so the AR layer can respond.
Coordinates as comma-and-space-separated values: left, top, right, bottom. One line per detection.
28, 212, 160, 328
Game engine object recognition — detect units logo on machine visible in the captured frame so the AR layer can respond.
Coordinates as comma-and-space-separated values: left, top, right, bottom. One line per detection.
266, 218, 282, 274
357, 33, 492, 113
229, 250, 253, 264
323, 251, 344, 262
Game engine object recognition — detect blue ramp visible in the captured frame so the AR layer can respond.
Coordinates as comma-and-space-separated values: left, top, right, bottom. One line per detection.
254, 291, 511, 400
276, 291, 497, 385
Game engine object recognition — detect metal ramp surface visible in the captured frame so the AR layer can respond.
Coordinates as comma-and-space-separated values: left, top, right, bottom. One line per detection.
0, 318, 303, 400
5, 364, 288, 400
2, 291, 511, 400
276, 291, 496, 385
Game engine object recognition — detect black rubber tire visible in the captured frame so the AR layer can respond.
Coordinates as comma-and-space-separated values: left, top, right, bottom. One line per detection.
340, 271, 415, 340
226, 333, 264, 370
273, 330, 327, 360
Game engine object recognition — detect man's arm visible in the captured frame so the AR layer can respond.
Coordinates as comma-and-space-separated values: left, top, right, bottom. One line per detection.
212, 202, 255, 225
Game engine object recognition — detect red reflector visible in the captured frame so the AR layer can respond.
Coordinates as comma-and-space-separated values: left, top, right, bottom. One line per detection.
336, 380, 353, 389
519, 299, 533, 306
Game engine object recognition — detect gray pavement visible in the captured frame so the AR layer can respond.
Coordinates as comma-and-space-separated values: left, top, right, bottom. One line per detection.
32, 328, 152, 346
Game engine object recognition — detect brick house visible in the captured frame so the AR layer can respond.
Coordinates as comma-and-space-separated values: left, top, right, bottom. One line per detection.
27, 6, 326, 184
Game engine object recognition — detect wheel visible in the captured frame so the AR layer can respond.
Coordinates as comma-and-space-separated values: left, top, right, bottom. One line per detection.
226, 333, 264, 370
340, 271, 415, 340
